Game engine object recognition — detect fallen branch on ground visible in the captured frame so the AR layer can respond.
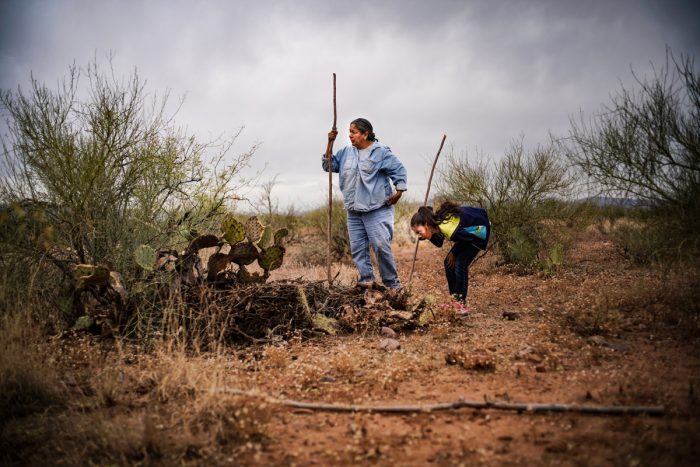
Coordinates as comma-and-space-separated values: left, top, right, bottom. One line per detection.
218, 387, 664, 417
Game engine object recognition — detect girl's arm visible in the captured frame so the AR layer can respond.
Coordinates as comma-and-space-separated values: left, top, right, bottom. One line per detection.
429, 233, 445, 247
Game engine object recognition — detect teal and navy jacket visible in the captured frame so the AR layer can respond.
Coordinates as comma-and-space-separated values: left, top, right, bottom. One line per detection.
429, 206, 490, 251
322, 142, 407, 212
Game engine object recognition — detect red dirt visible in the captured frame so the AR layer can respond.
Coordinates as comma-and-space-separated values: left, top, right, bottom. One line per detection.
4, 232, 700, 466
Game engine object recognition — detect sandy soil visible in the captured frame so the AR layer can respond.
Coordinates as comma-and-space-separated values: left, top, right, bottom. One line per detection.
3, 231, 699, 466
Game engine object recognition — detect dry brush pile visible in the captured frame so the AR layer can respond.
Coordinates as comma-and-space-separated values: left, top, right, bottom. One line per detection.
70, 214, 423, 346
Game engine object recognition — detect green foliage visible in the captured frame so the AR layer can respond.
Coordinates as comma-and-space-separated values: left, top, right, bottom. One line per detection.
296, 198, 349, 265
222, 215, 246, 245
134, 245, 157, 271
543, 243, 565, 276
258, 245, 284, 271
273, 228, 289, 246
258, 226, 272, 249
437, 137, 579, 271
0, 59, 255, 317
506, 227, 539, 268
565, 50, 700, 261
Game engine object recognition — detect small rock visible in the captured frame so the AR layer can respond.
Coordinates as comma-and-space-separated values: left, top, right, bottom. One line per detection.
72, 315, 94, 331
587, 335, 609, 346
535, 365, 547, 373
502, 310, 521, 320
378, 338, 401, 351
380, 326, 397, 338
587, 335, 627, 352
320, 375, 337, 383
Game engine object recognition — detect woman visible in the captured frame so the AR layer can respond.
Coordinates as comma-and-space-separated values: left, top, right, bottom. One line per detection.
322, 118, 407, 291
410, 201, 490, 314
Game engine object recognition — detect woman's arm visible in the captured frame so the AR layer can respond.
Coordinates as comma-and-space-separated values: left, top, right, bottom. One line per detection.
321, 130, 341, 173
379, 147, 407, 192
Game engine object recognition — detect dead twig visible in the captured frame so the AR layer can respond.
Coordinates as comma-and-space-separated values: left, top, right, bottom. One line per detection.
408, 134, 447, 286
218, 387, 664, 417
325, 73, 337, 285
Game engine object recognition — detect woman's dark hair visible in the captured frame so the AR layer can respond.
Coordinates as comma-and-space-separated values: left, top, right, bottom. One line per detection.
410, 201, 461, 228
351, 118, 377, 142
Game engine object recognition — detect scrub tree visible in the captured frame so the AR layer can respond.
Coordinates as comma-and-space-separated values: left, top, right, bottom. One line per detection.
564, 51, 700, 261
0, 59, 255, 315
437, 138, 578, 271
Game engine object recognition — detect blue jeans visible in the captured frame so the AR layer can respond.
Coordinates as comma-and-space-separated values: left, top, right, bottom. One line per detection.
346, 205, 401, 288
445, 243, 479, 303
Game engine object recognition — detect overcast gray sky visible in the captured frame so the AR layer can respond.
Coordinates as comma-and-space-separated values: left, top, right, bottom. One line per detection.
1, 0, 699, 210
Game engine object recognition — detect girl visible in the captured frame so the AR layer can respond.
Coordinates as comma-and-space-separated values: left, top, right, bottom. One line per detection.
410, 201, 490, 315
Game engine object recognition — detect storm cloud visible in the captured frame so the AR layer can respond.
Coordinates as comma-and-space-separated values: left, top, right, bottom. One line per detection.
1, 0, 699, 208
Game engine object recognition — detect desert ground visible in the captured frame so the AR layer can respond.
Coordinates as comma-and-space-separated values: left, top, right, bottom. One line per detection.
2, 227, 699, 466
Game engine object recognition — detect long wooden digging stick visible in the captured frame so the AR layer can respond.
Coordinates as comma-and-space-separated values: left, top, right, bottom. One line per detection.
325, 73, 337, 285
408, 134, 446, 286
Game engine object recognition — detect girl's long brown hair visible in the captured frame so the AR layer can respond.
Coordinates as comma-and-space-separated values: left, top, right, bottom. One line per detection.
410, 201, 461, 228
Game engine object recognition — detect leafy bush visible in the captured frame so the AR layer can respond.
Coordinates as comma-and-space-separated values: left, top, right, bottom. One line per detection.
437, 138, 580, 271
295, 198, 349, 265
565, 50, 700, 262
0, 60, 255, 317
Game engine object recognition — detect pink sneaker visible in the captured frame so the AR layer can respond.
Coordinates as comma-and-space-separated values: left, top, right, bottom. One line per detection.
439, 301, 471, 316
453, 303, 472, 316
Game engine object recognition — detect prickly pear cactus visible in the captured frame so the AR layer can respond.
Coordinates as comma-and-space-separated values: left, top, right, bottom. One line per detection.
185, 234, 220, 255
222, 215, 246, 244
273, 228, 289, 246
257, 225, 272, 249
245, 216, 264, 244
229, 242, 259, 266
134, 244, 157, 271
258, 245, 285, 271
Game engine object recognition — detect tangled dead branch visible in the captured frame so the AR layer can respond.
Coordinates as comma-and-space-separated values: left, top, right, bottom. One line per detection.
170, 280, 422, 347
219, 387, 665, 417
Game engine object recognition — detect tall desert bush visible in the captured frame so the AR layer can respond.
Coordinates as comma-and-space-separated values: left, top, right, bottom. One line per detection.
564, 50, 700, 262
437, 138, 579, 270
296, 198, 349, 265
0, 59, 256, 316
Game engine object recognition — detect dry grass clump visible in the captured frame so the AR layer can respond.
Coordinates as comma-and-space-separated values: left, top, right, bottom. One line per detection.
565, 263, 700, 338
445, 348, 497, 372
330, 349, 362, 379
262, 344, 291, 369
56, 343, 273, 462
190, 392, 273, 450
2, 412, 167, 466
0, 314, 66, 422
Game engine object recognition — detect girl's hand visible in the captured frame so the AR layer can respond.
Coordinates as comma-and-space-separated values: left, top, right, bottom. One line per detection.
445, 252, 455, 269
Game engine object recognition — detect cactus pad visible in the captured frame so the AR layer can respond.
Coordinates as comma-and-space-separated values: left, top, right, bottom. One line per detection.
245, 216, 265, 243
134, 244, 157, 271
185, 234, 220, 255
274, 228, 289, 246
258, 245, 285, 271
207, 252, 232, 281
222, 215, 246, 244
258, 225, 272, 249
229, 242, 259, 266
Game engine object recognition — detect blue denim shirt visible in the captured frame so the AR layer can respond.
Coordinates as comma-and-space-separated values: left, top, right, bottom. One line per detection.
322, 142, 408, 212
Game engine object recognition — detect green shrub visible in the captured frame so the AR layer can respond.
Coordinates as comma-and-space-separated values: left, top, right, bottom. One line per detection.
295, 199, 349, 265
565, 51, 700, 262
437, 137, 580, 272
0, 59, 255, 319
